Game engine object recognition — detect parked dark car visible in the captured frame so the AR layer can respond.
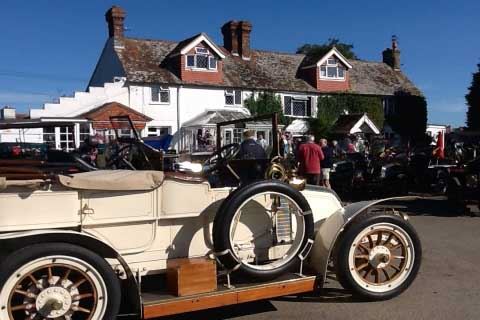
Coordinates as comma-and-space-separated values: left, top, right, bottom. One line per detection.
330, 152, 408, 199
447, 158, 480, 215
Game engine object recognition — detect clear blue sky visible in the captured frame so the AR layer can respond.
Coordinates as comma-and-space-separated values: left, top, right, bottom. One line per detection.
1, 0, 479, 127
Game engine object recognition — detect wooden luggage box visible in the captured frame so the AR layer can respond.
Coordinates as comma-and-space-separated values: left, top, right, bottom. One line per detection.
166, 257, 217, 297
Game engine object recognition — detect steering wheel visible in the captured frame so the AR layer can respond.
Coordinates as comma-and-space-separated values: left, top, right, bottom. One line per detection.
106, 144, 137, 170
203, 143, 240, 173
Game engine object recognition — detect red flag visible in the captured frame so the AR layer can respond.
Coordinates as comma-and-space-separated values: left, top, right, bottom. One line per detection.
434, 131, 445, 159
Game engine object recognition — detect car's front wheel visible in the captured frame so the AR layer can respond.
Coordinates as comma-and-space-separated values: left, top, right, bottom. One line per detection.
335, 211, 421, 300
0, 243, 120, 320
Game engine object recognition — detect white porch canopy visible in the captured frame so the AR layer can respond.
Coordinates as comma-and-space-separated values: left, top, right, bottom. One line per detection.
333, 113, 380, 135
180, 108, 277, 153
285, 119, 309, 136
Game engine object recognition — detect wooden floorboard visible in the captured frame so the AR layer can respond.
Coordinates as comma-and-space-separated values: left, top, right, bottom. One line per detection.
142, 275, 318, 319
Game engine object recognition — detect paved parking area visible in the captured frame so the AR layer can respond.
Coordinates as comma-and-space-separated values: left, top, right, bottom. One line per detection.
159, 198, 480, 320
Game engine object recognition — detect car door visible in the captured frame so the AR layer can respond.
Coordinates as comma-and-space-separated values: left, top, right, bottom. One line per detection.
79, 189, 158, 254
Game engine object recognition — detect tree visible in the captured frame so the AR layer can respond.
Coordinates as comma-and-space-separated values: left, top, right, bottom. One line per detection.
296, 38, 358, 60
386, 92, 428, 145
309, 94, 384, 139
244, 92, 289, 124
466, 64, 480, 130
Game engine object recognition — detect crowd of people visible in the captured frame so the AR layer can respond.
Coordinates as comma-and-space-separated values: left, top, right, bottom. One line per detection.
233, 129, 365, 189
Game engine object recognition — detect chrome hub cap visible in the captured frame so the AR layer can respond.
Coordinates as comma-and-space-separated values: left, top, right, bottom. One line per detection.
368, 245, 391, 269
35, 286, 73, 318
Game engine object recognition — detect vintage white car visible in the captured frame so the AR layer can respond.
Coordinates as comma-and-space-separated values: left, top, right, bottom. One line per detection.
0, 168, 421, 320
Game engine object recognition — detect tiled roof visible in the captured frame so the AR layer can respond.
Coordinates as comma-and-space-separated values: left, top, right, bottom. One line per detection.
78, 101, 153, 122
115, 37, 422, 97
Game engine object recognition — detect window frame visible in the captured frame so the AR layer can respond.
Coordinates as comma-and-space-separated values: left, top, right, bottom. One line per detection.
185, 47, 218, 72
117, 129, 133, 138
283, 95, 313, 118
233, 128, 243, 144
150, 86, 170, 104
225, 89, 242, 106
59, 126, 75, 152
43, 127, 56, 148
147, 126, 171, 137
319, 55, 346, 81
79, 123, 91, 143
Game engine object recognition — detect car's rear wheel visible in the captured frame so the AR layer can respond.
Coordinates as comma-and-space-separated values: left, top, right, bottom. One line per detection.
213, 180, 314, 280
335, 211, 421, 300
0, 243, 120, 320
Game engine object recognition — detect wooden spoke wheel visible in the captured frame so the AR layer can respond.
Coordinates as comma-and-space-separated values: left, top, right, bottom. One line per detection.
349, 225, 413, 290
0, 243, 120, 320
335, 212, 421, 300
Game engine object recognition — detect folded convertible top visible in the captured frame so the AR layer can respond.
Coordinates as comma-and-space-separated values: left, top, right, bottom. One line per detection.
58, 170, 164, 191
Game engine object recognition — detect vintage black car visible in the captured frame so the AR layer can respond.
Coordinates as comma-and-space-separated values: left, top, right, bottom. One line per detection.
330, 151, 409, 199
447, 158, 480, 215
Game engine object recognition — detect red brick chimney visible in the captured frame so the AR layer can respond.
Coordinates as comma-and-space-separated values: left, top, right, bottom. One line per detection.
105, 6, 126, 38
221, 20, 252, 59
238, 21, 252, 60
383, 35, 401, 71
221, 21, 240, 56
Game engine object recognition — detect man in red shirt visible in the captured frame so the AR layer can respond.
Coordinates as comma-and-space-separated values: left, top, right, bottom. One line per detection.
298, 135, 324, 185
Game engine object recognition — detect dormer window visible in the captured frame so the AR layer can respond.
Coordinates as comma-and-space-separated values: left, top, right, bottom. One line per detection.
186, 47, 217, 71
320, 57, 345, 80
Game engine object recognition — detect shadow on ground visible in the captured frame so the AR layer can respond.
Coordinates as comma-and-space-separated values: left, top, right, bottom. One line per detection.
379, 197, 468, 217
152, 286, 360, 320
157, 300, 277, 320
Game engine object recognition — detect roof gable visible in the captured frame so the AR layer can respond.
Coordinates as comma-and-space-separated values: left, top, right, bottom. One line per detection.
178, 33, 225, 59
316, 47, 352, 69
333, 113, 380, 135
80, 102, 152, 123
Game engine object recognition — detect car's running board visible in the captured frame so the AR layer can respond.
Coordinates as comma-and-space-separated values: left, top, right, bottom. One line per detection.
142, 275, 319, 318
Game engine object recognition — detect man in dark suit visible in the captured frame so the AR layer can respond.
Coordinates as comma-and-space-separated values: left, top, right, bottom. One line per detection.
236, 130, 267, 160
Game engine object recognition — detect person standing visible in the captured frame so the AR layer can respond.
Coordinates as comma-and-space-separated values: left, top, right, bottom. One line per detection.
281, 134, 289, 156
257, 134, 268, 150
236, 130, 267, 160
298, 135, 324, 185
320, 139, 333, 189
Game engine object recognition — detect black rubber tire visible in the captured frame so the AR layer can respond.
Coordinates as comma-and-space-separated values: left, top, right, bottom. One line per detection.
213, 180, 314, 280
0, 242, 121, 320
334, 211, 421, 300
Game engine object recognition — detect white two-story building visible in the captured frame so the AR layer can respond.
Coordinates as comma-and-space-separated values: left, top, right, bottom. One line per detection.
1, 6, 422, 152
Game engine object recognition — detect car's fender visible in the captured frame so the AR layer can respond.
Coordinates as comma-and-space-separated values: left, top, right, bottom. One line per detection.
309, 196, 415, 286
0, 229, 141, 318
450, 176, 462, 187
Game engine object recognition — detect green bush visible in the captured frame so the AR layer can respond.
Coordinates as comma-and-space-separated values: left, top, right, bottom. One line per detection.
244, 92, 289, 125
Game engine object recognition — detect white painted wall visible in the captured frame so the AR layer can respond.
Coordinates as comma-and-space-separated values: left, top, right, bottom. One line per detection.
0, 128, 43, 143
179, 86, 252, 125
129, 85, 179, 134
16, 78, 319, 150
